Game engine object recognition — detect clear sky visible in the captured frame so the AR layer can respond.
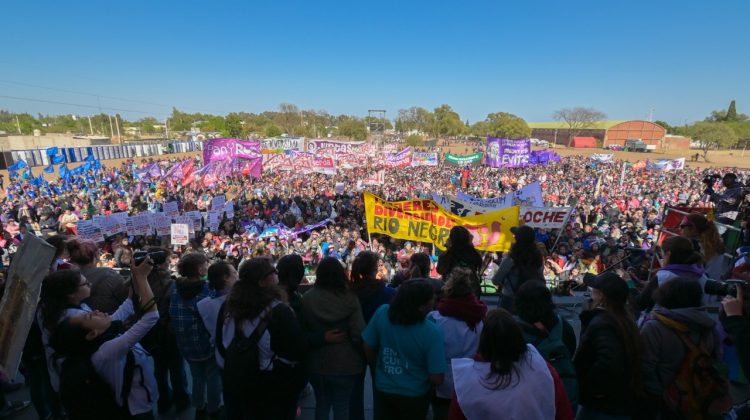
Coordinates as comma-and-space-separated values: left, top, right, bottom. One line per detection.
1, 0, 748, 125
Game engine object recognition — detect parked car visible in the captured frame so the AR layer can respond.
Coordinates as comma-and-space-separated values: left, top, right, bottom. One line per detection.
624, 139, 655, 152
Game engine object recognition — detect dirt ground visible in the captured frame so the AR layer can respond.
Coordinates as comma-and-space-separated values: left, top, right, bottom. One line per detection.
444, 144, 750, 169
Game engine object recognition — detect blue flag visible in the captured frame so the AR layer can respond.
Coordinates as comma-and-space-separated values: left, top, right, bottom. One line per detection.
52, 155, 66, 165
85, 154, 96, 162
59, 164, 69, 178
46, 147, 59, 156
43, 164, 54, 174
8, 159, 28, 172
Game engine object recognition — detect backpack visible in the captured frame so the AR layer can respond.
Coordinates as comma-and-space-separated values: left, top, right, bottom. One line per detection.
58, 350, 136, 420
527, 315, 579, 408
655, 313, 733, 419
215, 302, 273, 397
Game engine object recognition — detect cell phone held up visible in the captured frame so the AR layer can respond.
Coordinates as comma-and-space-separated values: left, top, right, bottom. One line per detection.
133, 250, 167, 266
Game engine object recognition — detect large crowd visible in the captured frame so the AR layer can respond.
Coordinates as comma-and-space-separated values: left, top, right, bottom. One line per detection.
1, 148, 750, 420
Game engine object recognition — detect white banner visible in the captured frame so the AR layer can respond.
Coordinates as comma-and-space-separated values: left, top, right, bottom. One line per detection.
455, 182, 544, 210
590, 154, 614, 163
171, 224, 190, 246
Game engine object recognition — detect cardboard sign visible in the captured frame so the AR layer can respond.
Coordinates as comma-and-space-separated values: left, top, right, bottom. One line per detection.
151, 213, 172, 236
76, 220, 105, 243
164, 201, 180, 218
171, 224, 190, 246
0, 236, 56, 378
211, 195, 226, 212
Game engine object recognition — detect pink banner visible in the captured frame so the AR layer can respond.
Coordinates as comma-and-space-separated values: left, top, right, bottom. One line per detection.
385, 147, 413, 168
203, 138, 261, 163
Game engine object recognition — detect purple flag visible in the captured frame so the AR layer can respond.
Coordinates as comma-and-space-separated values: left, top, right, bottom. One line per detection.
485, 137, 531, 168
203, 138, 261, 164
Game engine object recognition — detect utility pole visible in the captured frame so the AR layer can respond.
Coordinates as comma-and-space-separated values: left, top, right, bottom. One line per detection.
108, 115, 115, 139
114, 114, 121, 143
165, 118, 169, 140
88, 116, 94, 135
15, 115, 22, 134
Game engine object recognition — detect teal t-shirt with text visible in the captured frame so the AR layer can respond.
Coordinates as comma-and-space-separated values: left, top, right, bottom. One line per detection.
362, 304, 446, 396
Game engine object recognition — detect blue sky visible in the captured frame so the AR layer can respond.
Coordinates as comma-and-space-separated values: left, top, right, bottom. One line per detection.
1, 0, 748, 125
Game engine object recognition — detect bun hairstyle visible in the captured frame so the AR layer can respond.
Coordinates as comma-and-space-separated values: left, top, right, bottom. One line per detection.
66, 240, 98, 266
443, 267, 474, 297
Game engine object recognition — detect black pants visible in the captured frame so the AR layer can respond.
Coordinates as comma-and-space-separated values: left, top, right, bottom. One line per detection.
374, 390, 429, 420
152, 332, 190, 408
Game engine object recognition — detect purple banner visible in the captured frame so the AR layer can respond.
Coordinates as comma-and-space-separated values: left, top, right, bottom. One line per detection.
203, 138, 261, 163
485, 137, 531, 168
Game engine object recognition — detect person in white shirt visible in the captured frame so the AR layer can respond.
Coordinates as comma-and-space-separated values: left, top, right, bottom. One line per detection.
197, 260, 239, 367
49, 257, 159, 418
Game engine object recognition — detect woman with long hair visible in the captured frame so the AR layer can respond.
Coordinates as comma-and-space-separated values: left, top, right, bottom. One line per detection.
680, 213, 726, 279
48, 258, 158, 419
448, 309, 573, 420
428, 267, 487, 420
362, 279, 446, 420
350, 251, 396, 324
437, 226, 483, 295
492, 225, 545, 311
575, 272, 642, 419
217, 257, 308, 420
301, 257, 366, 420
67, 239, 128, 313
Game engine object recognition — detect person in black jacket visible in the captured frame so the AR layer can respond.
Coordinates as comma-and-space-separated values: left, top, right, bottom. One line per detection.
436, 226, 482, 295
574, 272, 642, 419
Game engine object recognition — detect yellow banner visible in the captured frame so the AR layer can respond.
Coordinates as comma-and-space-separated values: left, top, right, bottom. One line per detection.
364, 192, 519, 252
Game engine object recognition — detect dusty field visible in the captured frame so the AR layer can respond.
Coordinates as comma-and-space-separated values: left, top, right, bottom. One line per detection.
444, 144, 750, 169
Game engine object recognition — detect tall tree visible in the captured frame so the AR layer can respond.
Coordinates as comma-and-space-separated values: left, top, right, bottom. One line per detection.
688, 122, 738, 161
553, 107, 606, 146
278, 103, 301, 135
482, 112, 531, 139
431, 104, 464, 139
654, 120, 672, 133
337, 117, 367, 140
726, 100, 738, 121
225, 113, 245, 138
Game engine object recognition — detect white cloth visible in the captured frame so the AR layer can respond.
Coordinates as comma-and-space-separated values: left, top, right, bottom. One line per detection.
92, 310, 159, 415
427, 311, 483, 399
452, 344, 555, 420
197, 294, 228, 365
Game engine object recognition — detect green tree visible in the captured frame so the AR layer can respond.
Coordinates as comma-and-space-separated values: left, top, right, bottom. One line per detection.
483, 112, 531, 139
396, 107, 433, 134
405, 134, 423, 147
278, 103, 301, 135
337, 117, 367, 140
264, 124, 282, 138
654, 120, 673, 133
688, 122, 738, 161
726, 100, 738, 121
225, 113, 245, 138
431, 104, 464, 139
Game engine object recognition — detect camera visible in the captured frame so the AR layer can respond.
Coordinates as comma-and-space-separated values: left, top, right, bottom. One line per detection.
704, 279, 747, 297
133, 250, 168, 266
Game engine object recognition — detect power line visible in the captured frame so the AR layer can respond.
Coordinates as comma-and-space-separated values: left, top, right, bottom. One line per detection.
0, 79, 172, 109
0, 94, 169, 116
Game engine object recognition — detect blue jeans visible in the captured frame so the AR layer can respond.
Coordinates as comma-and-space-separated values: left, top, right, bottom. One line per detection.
310, 373, 359, 420
187, 357, 223, 412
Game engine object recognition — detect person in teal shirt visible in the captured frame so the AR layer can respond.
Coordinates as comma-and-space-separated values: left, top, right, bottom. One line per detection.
363, 279, 446, 420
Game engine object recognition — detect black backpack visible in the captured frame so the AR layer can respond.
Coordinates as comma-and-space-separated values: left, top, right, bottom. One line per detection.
215, 302, 273, 397
58, 350, 136, 420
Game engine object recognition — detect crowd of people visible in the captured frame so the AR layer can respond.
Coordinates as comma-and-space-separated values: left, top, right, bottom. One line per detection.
1, 147, 750, 420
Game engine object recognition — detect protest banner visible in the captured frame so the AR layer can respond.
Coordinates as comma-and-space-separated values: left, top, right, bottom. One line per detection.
590, 154, 614, 164
76, 220, 105, 243
164, 201, 180, 218
171, 224, 190, 245
313, 156, 337, 175
260, 137, 305, 153
151, 213, 172, 236
224, 201, 234, 219
445, 153, 483, 166
211, 195, 226, 212
0, 235, 56, 378
646, 158, 685, 172
411, 152, 438, 167
184, 211, 203, 231
384, 147, 413, 168
485, 137, 531, 168
362, 170, 385, 186
203, 138, 261, 163
364, 192, 519, 252
455, 182, 544, 210
519, 207, 572, 229
306, 139, 365, 156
